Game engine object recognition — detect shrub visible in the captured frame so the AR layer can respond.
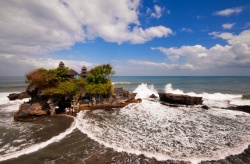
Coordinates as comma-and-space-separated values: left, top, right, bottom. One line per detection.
242, 94, 250, 99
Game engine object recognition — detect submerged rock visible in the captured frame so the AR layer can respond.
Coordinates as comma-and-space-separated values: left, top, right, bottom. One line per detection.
159, 93, 203, 105
202, 105, 209, 110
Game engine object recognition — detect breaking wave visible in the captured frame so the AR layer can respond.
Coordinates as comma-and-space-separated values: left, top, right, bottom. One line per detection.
76, 83, 250, 164
133, 83, 159, 99
165, 83, 249, 108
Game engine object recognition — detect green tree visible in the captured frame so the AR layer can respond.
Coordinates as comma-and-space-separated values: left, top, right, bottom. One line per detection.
25, 64, 114, 101
85, 64, 115, 95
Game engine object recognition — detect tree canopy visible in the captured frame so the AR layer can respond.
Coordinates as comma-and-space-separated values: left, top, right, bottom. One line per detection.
85, 64, 115, 95
25, 64, 115, 97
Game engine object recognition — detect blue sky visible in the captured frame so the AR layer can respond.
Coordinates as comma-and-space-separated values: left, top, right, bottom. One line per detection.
0, 0, 250, 76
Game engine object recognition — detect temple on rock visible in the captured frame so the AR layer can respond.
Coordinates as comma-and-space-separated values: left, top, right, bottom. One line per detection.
58, 61, 88, 78
79, 66, 87, 78
58, 61, 65, 68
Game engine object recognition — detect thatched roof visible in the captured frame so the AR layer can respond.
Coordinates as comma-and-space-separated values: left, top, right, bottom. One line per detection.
58, 61, 65, 68
67, 69, 79, 76
79, 72, 87, 77
82, 66, 87, 70
79, 66, 87, 77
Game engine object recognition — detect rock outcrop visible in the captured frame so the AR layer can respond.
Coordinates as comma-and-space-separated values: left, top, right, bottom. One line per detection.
227, 105, 250, 114
8, 92, 30, 101
47, 99, 57, 116
159, 93, 203, 105
14, 103, 48, 122
28, 102, 47, 115
149, 94, 158, 98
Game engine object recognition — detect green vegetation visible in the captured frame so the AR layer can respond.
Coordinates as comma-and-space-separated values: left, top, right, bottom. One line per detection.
85, 64, 114, 95
25, 64, 114, 99
242, 94, 250, 99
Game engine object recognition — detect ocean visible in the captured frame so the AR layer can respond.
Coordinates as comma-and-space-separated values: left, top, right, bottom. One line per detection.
1, 76, 250, 164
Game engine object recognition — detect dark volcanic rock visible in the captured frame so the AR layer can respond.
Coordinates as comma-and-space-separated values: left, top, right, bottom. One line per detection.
227, 105, 250, 114
18, 92, 30, 99
114, 87, 130, 97
8, 92, 30, 101
8, 93, 19, 100
202, 105, 209, 110
149, 94, 158, 98
159, 93, 203, 105
125, 98, 142, 103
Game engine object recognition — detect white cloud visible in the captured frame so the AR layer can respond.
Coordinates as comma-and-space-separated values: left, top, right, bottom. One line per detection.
0, 0, 173, 75
151, 30, 250, 69
128, 60, 194, 70
150, 5, 164, 18
0, 54, 95, 76
214, 7, 243, 16
0, 0, 172, 54
180, 28, 193, 33
130, 26, 173, 44
222, 23, 235, 29
209, 32, 234, 40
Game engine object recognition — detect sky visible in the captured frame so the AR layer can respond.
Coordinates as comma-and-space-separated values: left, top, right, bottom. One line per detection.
0, 0, 250, 76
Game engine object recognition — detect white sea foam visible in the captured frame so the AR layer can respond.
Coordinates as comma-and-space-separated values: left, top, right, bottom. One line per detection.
0, 92, 29, 108
0, 117, 76, 162
230, 99, 250, 106
112, 82, 131, 85
0, 92, 14, 105
165, 84, 184, 94
76, 83, 250, 164
133, 83, 159, 99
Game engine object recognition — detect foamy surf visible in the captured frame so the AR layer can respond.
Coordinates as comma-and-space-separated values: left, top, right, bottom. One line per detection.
0, 92, 29, 108
1, 83, 250, 163
112, 82, 132, 85
75, 83, 250, 164
165, 83, 249, 107
0, 116, 76, 162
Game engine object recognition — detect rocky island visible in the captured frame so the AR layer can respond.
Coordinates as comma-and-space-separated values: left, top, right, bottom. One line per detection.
11, 62, 142, 121
9, 62, 250, 123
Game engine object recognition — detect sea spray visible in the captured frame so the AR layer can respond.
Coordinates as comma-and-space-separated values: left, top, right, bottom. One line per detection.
164, 83, 248, 107
133, 83, 159, 99
165, 83, 184, 94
